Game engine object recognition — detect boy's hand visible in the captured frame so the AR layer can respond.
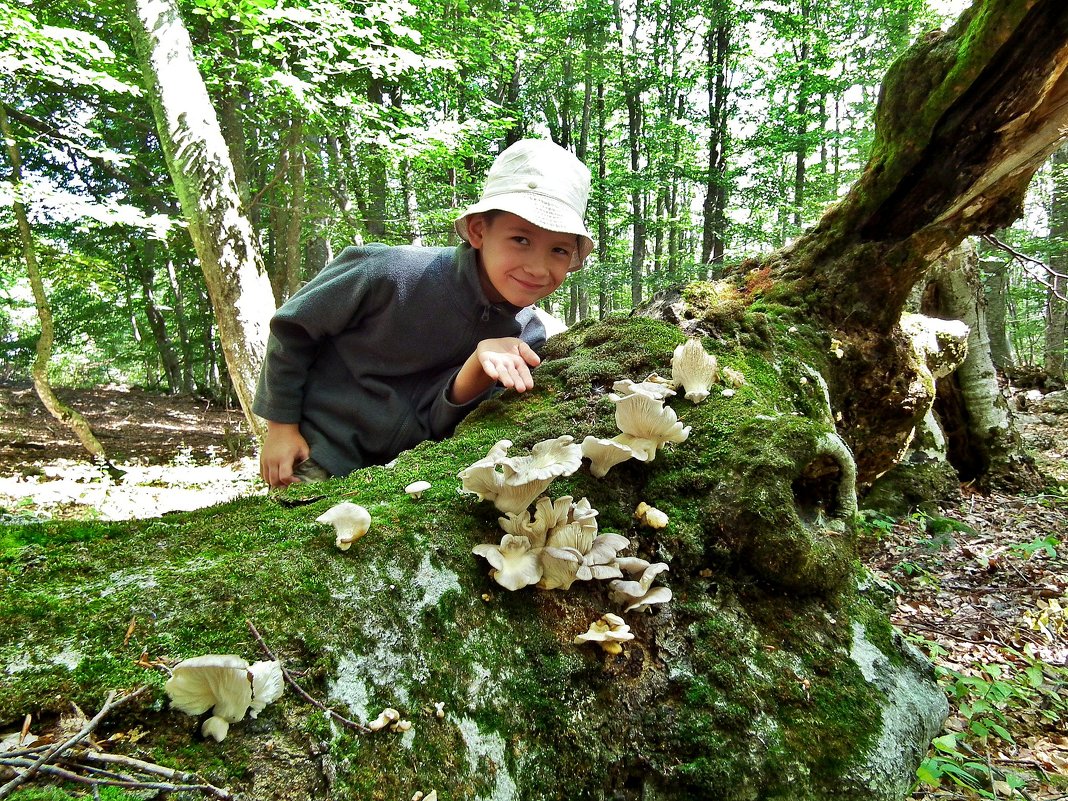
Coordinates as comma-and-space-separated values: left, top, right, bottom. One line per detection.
450, 337, 542, 405
260, 421, 310, 488
476, 337, 542, 392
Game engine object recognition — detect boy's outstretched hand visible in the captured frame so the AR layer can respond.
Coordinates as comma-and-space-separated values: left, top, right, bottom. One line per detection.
450, 337, 542, 405
260, 421, 310, 488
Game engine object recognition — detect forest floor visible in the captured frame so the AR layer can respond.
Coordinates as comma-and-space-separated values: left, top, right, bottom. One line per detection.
0, 381, 1066, 799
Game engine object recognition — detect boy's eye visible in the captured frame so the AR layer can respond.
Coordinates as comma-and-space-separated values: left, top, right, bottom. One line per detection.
512, 236, 529, 245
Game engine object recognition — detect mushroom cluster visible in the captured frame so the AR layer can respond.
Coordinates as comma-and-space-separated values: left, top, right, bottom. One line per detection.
472, 495, 631, 592
458, 436, 583, 514
164, 655, 284, 742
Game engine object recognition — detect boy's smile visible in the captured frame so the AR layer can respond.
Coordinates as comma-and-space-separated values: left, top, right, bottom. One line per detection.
466, 211, 577, 307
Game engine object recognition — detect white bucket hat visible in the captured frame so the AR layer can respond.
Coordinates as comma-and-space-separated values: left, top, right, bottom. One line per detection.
454, 139, 595, 269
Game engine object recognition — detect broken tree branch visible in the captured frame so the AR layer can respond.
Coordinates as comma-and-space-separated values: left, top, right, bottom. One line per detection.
246, 619, 370, 734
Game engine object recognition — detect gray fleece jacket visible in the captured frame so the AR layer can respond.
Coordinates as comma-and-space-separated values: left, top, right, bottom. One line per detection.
252, 243, 546, 476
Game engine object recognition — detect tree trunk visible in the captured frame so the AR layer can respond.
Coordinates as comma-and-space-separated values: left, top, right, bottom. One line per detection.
766, 0, 1068, 483
133, 239, 184, 393
981, 256, 1016, 372
0, 104, 120, 476
1046, 143, 1068, 382
702, 12, 730, 267
924, 242, 1038, 490
127, 0, 273, 435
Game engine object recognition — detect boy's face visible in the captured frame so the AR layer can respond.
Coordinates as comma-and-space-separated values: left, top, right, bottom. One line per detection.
466, 211, 577, 307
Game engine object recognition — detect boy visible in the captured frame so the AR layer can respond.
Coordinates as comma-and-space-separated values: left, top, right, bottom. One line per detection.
254, 139, 594, 487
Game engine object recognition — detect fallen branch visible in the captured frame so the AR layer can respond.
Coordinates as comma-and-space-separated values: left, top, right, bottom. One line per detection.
0, 686, 232, 800
246, 619, 370, 734
0, 686, 148, 799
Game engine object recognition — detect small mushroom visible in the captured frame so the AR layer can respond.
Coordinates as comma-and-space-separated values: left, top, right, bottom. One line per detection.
722, 367, 747, 387
574, 613, 635, 655
634, 502, 668, 529
405, 480, 431, 499
316, 502, 371, 550
434, 701, 445, 718
390, 719, 412, 733
367, 707, 400, 732
624, 585, 673, 613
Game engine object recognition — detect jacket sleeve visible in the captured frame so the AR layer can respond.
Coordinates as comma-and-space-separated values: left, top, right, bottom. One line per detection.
252, 246, 392, 423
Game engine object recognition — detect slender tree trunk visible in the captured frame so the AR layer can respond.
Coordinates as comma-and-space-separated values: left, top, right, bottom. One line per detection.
133, 239, 183, 393
1046, 144, 1068, 382
702, 13, 730, 267
0, 105, 120, 476
127, 0, 273, 435
981, 257, 1016, 372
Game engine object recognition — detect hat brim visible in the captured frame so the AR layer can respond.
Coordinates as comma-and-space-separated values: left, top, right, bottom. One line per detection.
455, 193, 595, 269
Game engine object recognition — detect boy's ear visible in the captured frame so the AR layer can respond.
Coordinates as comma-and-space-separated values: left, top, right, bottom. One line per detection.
465, 214, 486, 247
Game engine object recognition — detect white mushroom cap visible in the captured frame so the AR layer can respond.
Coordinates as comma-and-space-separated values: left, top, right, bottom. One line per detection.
367, 707, 401, 731
248, 660, 284, 717
611, 377, 677, 401
165, 654, 254, 741
609, 393, 690, 461
671, 338, 719, 403
581, 436, 635, 478
500, 436, 583, 483
472, 534, 544, 591
316, 502, 371, 550
405, 480, 431, 498
624, 585, 673, 613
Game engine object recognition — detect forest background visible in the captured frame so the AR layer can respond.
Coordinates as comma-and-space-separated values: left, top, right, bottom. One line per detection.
2, 0, 1064, 403
2, 1, 1068, 799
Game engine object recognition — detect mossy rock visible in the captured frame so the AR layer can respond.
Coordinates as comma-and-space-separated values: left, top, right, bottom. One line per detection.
0, 313, 945, 801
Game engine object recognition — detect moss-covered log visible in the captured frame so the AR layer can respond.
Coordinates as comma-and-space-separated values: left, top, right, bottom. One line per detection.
1, 312, 945, 801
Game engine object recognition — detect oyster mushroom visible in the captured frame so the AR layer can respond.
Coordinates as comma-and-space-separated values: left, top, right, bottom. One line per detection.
404, 480, 431, 499
472, 534, 544, 591
671, 338, 719, 402
634, 502, 669, 529
574, 612, 635, 654
610, 392, 691, 462
609, 559, 672, 611
367, 707, 400, 732
722, 366, 747, 388
165, 654, 283, 742
459, 438, 582, 514
581, 435, 636, 478
539, 522, 629, 589
612, 377, 677, 401
316, 502, 371, 550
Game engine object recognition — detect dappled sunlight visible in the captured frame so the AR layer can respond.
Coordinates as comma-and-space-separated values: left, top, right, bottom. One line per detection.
0, 455, 263, 521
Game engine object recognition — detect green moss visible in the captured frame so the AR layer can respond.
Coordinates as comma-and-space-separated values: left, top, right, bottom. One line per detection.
0, 313, 929, 801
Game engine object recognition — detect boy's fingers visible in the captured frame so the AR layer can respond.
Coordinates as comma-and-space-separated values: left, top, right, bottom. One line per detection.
519, 341, 541, 366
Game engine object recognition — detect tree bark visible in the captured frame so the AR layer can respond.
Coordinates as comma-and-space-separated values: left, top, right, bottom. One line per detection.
1046, 143, 1068, 382
0, 104, 119, 476
981, 256, 1016, 372
764, 0, 1068, 483
924, 242, 1038, 490
127, 0, 273, 435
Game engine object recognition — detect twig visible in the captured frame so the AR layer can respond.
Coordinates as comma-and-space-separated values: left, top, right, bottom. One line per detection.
982, 234, 1068, 301
1, 758, 230, 798
0, 686, 149, 799
246, 619, 370, 734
